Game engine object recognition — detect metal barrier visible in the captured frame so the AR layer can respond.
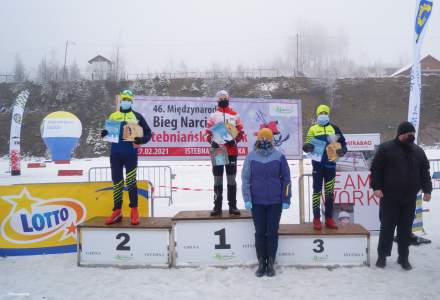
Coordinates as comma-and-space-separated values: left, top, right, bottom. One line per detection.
298, 159, 440, 224
298, 173, 314, 224
430, 159, 440, 190
88, 166, 174, 217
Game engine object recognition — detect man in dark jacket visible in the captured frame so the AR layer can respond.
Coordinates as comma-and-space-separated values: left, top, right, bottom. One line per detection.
370, 121, 432, 270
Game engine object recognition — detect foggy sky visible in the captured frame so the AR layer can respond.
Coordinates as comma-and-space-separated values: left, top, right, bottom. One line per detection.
1, 0, 439, 76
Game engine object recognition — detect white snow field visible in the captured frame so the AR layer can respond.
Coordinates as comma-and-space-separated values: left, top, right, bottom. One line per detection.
1, 152, 439, 300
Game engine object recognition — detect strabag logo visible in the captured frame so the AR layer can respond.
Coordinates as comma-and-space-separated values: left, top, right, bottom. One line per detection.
1, 188, 86, 244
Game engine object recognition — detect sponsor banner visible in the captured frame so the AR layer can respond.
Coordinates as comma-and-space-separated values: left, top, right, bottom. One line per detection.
337, 133, 380, 171
333, 171, 380, 231
0, 181, 150, 256
132, 96, 302, 160
344, 134, 380, 151
413, 194, 424, 232
408, 0, 433, 142
9, 90, 30, 175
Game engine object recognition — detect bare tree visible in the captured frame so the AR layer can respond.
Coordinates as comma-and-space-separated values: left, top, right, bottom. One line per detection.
14, 55, 27, 82
69, 61, 82, 81
111, 44, 126, 81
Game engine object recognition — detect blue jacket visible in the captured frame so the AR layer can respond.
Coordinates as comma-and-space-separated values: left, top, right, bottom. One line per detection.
241, 147, 291, 205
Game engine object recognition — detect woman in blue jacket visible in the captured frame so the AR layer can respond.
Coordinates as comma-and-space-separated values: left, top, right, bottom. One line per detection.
242, 128, 291, 277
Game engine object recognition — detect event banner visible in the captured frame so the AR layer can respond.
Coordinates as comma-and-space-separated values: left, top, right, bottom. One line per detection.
132, 96, 302, 160
9, 90, 30, 176
0, 181, 150, 256
333, 171, 379, 231
337, 133, 380, 171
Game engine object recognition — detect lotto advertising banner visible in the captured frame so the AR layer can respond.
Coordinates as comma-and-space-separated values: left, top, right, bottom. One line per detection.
132, 96, 302, 160
0, 181, 150, 256
333, 171, 379, 231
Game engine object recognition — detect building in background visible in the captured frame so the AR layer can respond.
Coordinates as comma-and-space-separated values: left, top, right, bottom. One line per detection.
87, 55, 113, 80
390, 54, 440, 77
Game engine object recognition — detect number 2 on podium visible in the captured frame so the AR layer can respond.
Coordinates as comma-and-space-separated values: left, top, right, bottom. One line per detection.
214, 228, 231, 249
116, 233, 131, 251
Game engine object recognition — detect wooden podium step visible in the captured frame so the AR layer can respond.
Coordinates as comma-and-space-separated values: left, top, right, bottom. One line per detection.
77, 212, 371, 268
277, 223, 370, 267
78, 217, 172, 268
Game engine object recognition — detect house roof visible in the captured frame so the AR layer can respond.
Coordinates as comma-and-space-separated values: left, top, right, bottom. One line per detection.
88, 55, 112, 64
390, 54, 440, 77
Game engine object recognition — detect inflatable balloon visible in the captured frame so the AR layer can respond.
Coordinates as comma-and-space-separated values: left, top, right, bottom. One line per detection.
41, 111, 82, 164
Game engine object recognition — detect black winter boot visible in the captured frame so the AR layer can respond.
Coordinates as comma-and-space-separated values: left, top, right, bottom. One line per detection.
227, 184, 240, 215
255, 257, 266, 277
397, 256, 412, 271
266, 256, 276, 277
376, 256, 386, 268
210, 185, 223, 216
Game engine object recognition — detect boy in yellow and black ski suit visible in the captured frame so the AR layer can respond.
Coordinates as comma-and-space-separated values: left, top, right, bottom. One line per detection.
101, 90, 152, 225
302, 104, 347, 230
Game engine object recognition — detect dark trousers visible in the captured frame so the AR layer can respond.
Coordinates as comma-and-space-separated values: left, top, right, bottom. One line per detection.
377, 197, 416, 259
251, 204, 282, 260
212, 155, 237, 208
110, 153, 138, 210
312, 165, 336, 218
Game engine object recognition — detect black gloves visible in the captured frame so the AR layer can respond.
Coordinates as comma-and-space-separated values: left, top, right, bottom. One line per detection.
336, 149, 345, 157
211, 141, 219, 148
101, 129, 108, 138
302, 143, 315, 153
225, 139, 236, 146
134, 137, 143, 145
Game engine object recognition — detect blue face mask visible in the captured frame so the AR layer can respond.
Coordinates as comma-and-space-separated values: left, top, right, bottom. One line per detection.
120, 100, 132, 110
317, 114, 329, 126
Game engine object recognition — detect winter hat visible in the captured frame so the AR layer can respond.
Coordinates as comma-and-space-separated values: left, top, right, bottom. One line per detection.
397, 121, 416, 136
316, 104, 330, 116
216, 90, 229, 100
257, 128, 273, 142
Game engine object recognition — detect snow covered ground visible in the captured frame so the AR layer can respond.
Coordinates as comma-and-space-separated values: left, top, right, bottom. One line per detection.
1, 152, 440, 300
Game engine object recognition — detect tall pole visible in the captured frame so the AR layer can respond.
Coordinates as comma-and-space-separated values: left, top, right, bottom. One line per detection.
63, 40, 69, 81
296, 33, 299, 77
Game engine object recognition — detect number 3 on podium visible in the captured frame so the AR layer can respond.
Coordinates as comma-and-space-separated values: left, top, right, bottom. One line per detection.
313, 239, 324, 253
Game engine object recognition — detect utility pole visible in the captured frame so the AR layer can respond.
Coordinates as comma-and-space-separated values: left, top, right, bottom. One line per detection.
63, 40, 75, 81
63, 40, 69, 81
296, 33, 299, 77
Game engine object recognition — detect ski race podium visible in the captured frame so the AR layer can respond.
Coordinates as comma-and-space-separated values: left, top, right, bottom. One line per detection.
77, 217, 172, 267
77, 211, 370, 268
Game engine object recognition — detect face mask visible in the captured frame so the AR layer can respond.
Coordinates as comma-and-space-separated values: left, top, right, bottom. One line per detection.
405, 134, 415, 144
317, 114, 329, 126
120, 100, 132, 110
218, 100, 229, 108
258, 140, 273, 150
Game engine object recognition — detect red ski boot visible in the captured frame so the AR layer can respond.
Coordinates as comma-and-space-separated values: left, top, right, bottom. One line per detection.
325, 217, 338, 229
105, 209, 122, 225
313, 218, 322, 230
130, 207, 139, 225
